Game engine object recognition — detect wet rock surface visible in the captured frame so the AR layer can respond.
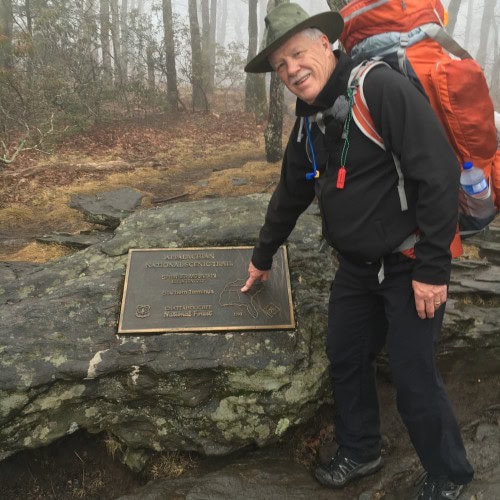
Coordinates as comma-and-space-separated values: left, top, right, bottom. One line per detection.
0, 195, 333, 469
69, 187, 144, 228
36, 230, 114, 249
1, 196, 499, 499
117, 347, 500, 500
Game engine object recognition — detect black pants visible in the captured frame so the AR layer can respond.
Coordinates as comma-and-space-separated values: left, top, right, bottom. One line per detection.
326, 254, 474, 484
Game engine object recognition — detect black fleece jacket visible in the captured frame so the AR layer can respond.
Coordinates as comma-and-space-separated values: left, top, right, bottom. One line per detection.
252, 51, 460, 285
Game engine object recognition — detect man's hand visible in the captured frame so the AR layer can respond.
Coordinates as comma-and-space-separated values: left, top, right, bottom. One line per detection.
412, 280, 447, 319
241, 262, 270, 293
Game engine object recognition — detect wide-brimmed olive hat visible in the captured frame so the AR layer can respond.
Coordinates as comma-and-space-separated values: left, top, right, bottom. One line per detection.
245, 3, 343, 73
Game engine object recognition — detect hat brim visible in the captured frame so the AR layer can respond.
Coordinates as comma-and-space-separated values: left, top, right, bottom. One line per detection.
244, 11, 344, 73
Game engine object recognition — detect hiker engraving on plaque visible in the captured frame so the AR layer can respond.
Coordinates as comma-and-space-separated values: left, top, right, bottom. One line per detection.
118, 246, 295, 333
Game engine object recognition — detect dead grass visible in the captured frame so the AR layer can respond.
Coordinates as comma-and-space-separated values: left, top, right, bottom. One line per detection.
147, 451, 196, 480
103, 432, 123, 460
0, 205, 38, 228
0, 241, 72, 262
189, 159, 281, 200
460, 244, 483, 261
457, 294, 500, 308
0, 110, 288, 263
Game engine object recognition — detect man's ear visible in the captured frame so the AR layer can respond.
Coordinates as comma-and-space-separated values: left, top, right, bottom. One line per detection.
320, 34, 331, 51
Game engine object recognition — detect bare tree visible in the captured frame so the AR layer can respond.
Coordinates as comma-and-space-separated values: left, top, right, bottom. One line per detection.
258, 0, 266, 41
24, 0, 34, 85
245, 0, 267, 120
110, 0, 121, 84
264, 0, 288, 162
162, 0, 179, 110
100, 0, 112, 83
476, 0, 496, 67
446, 0, 462, 37
201, 0, 211, 92
121, 0, 129, 84
246, 0, 259, 111
0, 0, 13, 70
147, 40, 155, 90
188, 0, 207, 110
208, 0, 217, 89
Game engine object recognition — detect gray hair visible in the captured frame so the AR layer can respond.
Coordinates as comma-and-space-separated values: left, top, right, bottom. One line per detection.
300, 27, 325, 41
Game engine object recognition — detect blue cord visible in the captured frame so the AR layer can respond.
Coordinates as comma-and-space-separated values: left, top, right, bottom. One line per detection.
304, 116, 319, 180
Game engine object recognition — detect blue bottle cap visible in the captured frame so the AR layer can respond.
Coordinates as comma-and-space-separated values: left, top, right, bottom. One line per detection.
463, 161, 473, 169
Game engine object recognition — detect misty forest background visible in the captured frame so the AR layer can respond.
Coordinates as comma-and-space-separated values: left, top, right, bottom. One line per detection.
0, 0, 499, 167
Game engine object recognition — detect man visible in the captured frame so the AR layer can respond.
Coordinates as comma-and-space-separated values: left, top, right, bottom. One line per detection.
242, 4, 474, 500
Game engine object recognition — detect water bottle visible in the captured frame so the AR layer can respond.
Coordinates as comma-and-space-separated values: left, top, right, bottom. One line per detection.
459, 161, 496, 234
460, 161, 489, 198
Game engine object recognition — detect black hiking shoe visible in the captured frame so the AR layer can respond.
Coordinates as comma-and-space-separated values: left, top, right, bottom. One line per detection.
416, 474, 467, 500
313, 448, 383, 489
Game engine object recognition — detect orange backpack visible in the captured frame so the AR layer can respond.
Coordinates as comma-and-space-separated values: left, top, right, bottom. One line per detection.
338, 0, 500, 257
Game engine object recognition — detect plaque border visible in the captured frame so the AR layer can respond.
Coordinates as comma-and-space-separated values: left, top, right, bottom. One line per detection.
118, 246, 295, 334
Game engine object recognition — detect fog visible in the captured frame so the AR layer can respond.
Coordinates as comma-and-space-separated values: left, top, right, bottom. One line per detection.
163, 0, 499, 85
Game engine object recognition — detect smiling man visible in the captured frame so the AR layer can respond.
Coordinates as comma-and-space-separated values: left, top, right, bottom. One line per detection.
242, 3, 473, 500
269, 29, 336, 104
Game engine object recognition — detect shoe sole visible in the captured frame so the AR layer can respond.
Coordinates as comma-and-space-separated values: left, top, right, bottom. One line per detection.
314, 457, 384, 489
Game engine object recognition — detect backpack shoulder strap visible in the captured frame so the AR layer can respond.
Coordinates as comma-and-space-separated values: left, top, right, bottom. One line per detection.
348, 60, 390, 150
348, 60, 409, 213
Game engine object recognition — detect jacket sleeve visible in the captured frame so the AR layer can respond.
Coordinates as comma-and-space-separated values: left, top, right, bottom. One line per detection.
363, 66, 460, 284
252, 122, 316, 270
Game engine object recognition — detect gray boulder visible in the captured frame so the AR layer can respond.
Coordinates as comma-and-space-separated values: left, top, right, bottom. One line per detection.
69, 187, 144, 228
0, 195, 333, 470
1, 194, 499, 474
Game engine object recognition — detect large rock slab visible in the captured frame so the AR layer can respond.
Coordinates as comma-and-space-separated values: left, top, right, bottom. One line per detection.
0, 195, 334, 469
36, 230, 113, 249
1, 194, 499, 472
117, 454, 342, 500
69, 187, 144, 228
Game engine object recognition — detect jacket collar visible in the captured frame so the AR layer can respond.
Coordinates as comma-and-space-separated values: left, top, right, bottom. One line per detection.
295, 51, 355, 117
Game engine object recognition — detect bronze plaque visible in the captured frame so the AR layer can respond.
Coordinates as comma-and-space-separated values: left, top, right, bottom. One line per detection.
118, 246, 295, 334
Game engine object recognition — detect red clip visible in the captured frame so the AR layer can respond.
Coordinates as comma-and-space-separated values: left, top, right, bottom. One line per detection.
336, 166, 346, 189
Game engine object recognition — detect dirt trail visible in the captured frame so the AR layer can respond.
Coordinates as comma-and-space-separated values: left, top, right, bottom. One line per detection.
0, 112, 282, 261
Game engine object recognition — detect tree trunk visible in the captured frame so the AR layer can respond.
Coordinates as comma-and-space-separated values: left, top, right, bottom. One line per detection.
147, 43, 155, 90
25, 0, 34, 85
476, 0, 496, 67
446, 0, 462, 37
264, 0, 288, 162
217, 0, 227, 48
265, 72, 284, 161
0, 0, 13, 70
99, 0, 112, 84
245, 0, 259, 112
208, 0, 217, 90
162, 0, 179, 110
120, 0, 129, 84
258, 0, 266, 44
464, 0, 473, 49
245, 0, 267, 120
110, 0, 121, 84
82, 0, 100, 68
188, 0, 207, 110
201, 0, 211, 93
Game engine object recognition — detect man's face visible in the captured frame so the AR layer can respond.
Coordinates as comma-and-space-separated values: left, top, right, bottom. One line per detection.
269, 32, 335, 105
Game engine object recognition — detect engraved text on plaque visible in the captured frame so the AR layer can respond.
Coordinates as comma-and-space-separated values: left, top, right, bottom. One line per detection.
118, 246, 295, 333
